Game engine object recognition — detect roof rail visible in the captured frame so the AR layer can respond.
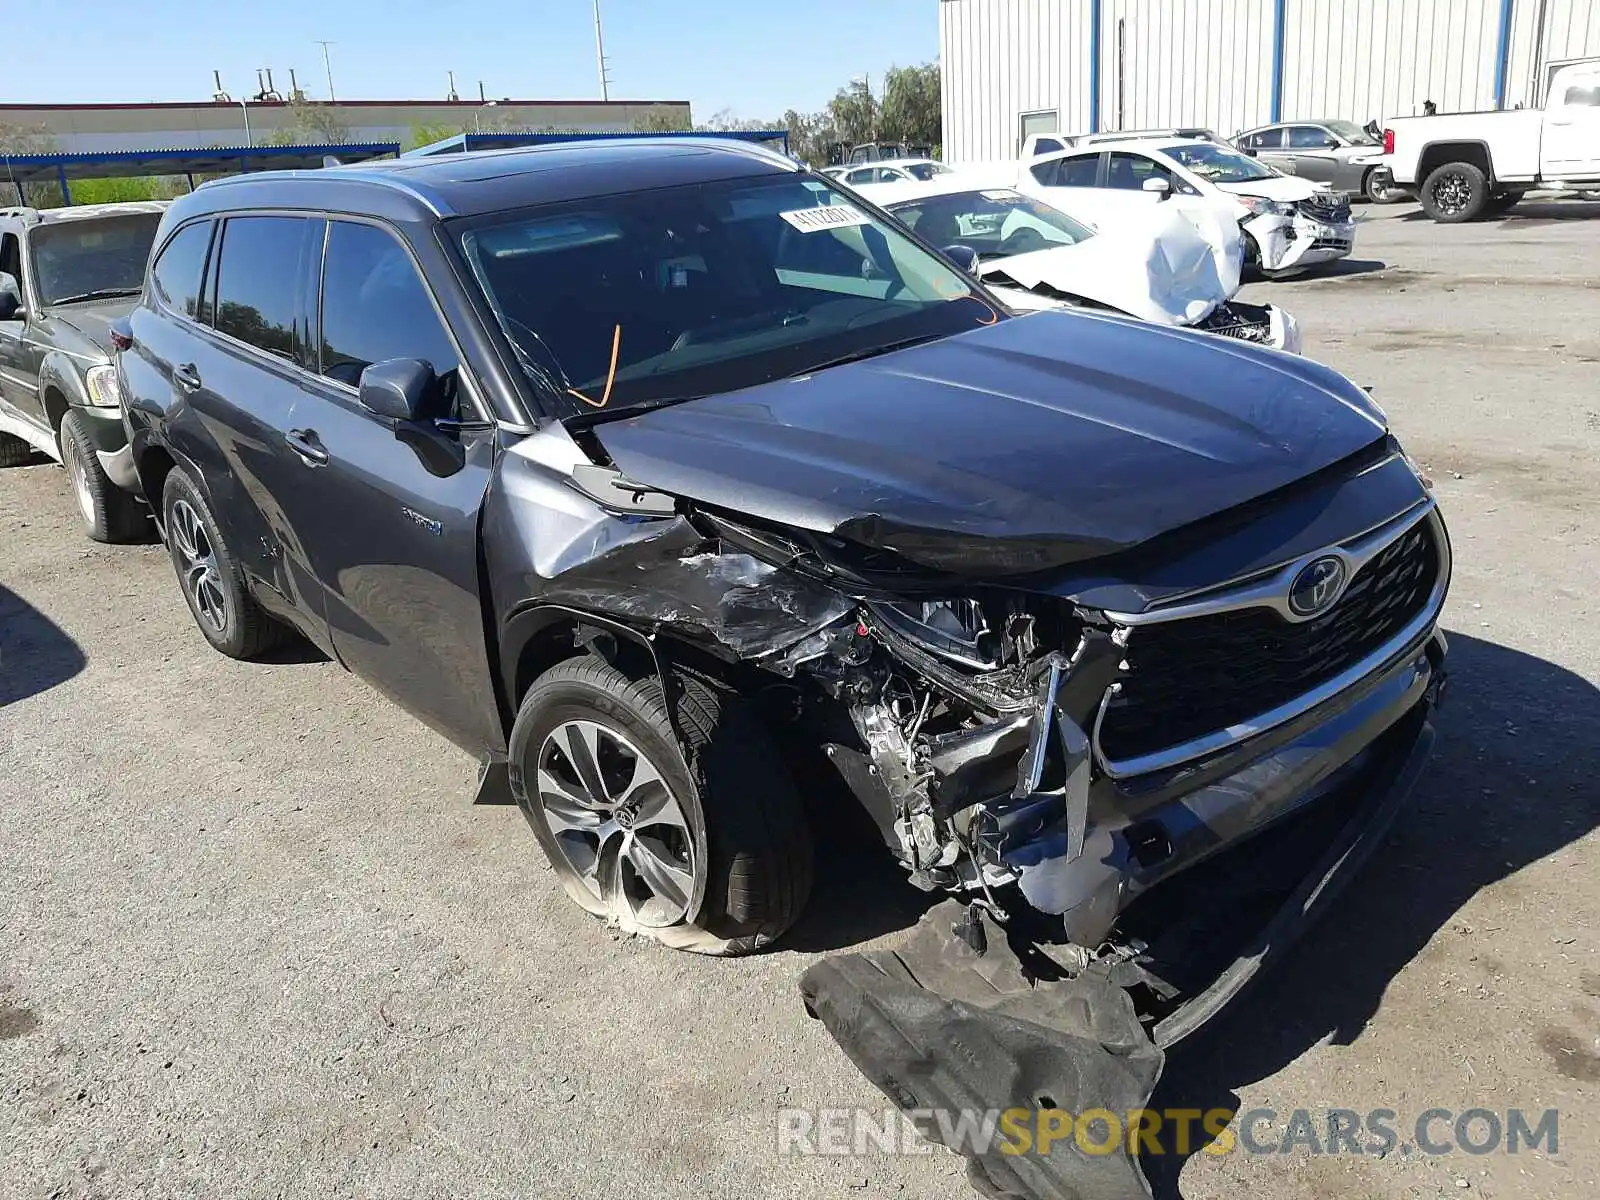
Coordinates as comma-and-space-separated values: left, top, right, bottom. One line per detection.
1073, 127, 1218, 146
0, 206, 40, 223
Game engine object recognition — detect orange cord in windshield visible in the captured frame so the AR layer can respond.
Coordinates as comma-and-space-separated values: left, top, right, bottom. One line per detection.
566, 324, 622, 409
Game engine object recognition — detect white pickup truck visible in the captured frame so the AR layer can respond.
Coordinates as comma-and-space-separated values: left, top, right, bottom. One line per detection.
1385, 59, 1600, 222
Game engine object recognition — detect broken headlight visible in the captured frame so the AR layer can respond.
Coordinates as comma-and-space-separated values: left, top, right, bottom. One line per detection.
871, 598, 1002, 670
1238, 196, 1295, 217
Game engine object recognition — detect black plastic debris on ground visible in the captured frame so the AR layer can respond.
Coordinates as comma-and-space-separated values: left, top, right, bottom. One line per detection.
800, 900, 1163, 1200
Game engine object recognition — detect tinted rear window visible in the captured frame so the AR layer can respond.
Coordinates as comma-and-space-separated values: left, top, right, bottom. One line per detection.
213, 216, 307, 360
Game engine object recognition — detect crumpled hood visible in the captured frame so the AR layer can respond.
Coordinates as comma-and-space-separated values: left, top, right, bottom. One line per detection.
593, 312, 1388, 576
980, 204, 1243, 326
1214, 175, 1324, 202
44, 300, 137, 359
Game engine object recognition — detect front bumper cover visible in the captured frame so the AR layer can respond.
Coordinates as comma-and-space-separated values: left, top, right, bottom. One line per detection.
1245, 211, 1357, 273
802, 694, 1440, 1199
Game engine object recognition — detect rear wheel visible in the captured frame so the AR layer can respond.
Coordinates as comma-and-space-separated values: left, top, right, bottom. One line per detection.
59, 410, 147, 543
0, 432, 32, 468
160, 469, 284, 659
1363, 166, 1402, 204
1420, 161, 1489, 222
510, 657, 814, 955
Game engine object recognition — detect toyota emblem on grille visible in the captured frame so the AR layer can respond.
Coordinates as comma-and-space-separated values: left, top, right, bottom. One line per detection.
1288, 556, 1347, 618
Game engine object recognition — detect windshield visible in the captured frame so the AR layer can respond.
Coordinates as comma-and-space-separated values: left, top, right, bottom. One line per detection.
457, 172, 1003, 420
29, 213, 161, 305
1165, 143, 1277, 183
904, 162, 953, 181
1323, 120, 1377, 145
887, 189, 1094, 261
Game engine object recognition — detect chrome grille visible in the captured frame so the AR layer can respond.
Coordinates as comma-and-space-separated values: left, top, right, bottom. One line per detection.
1098, 522, 1441, 767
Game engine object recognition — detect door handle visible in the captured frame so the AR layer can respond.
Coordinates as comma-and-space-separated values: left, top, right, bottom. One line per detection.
173, 362, 202, 391
284, 427, 329, 467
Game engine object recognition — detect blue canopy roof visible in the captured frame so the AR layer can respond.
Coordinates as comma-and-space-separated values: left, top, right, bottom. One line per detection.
1, 141, 401, 203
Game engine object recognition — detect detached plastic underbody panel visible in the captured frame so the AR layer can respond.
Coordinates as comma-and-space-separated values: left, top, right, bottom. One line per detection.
801, 696, 1440, 1200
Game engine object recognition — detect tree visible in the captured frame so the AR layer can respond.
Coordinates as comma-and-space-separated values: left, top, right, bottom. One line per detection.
632, 107, 693, 134
263, 99, 351, 147
697, 108, 781, 133
881, 63, 942, 151
409, 121, 465, 150
0, 122, 56, 156
826, 77, 879, 148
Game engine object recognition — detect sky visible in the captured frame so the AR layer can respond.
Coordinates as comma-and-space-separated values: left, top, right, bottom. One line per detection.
0, 0, 939, 120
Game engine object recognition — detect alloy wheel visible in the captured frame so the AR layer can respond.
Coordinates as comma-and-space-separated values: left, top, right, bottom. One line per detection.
168, 498, 228, 633
61, 433, 94, 526
1367, 168, 1396, 203
535, 719, 697, 929
1430, 171, 1471, 216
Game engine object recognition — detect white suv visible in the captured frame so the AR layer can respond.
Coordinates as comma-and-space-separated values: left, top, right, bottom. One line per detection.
1019, 136, 1357, 277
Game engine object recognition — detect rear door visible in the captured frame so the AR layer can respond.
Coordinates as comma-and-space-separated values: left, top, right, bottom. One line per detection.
1247, 127, 1296, 174
276, 216, 502, 753
163, 213, 332, 639
1024, 150, 1113, 223
1541, 68, 1600, 178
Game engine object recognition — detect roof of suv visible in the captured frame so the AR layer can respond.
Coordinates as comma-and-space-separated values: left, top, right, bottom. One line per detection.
0, 200, 169, 227
179, 138, 801, 222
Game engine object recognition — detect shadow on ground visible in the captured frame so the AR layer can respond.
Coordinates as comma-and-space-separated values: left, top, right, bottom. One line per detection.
0, 584, 87, 707
1293, 257, 1390, 280
1144, 629, 1600, 1196
1400, 199, 1600, 225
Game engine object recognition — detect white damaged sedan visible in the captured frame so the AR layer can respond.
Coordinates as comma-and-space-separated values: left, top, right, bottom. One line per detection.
859, 177, 1302, 353
1018, 137, 1356, 278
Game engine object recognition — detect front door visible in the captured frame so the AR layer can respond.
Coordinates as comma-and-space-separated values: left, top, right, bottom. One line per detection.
274, 217, 502, 753
1541, 68, 1600, 178
0, 229, 47, 432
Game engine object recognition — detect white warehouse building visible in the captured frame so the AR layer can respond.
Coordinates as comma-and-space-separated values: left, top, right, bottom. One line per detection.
938, 0, 1600, 161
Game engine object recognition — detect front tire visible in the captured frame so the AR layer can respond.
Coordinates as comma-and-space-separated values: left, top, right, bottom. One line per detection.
161, 469, 283, 659
59, 410, 147, 543
510, 657, 814, 956
1420, 161, 1489, 222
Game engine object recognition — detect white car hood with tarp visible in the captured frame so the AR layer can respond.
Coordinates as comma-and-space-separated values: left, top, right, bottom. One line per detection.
981, 202, 1243, 326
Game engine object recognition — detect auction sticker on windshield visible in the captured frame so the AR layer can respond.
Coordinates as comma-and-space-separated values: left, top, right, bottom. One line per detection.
780, 205, 871, 233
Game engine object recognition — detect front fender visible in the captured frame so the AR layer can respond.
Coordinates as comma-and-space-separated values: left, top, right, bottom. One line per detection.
38, 350, 92, 416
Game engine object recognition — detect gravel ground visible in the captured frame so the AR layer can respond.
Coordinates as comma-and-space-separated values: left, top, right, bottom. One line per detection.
2, 198, 1598, 1200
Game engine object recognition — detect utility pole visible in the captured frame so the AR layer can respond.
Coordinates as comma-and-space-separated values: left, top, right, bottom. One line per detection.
593, 0, 611, 101
316, 40, 336, 102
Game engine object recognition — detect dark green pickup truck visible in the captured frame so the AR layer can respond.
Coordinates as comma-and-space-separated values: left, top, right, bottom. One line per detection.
0, 201, 165, 541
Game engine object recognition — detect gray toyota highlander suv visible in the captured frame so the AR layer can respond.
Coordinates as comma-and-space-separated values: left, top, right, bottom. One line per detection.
116, 140, 1449, 1189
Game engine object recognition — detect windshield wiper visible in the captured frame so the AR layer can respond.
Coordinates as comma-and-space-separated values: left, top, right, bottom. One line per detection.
795, 332, 949, 377
48, 287, 142, 305
563, 393, 702, 429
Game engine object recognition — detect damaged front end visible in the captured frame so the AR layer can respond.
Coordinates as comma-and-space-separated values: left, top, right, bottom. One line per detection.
1242, 191, 1357, 274
490, 416, 1449, 1198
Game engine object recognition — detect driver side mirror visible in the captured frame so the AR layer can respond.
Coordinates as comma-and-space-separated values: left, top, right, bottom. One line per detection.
1142, 177, 1172, 200
939, 244, 981, 273
0, 272, 24, 322
358, 357, 437, 423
